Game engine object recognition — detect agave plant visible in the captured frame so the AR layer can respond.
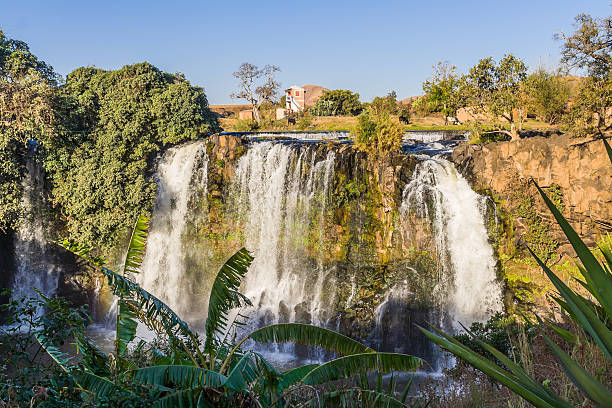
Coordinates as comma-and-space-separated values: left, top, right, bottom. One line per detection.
37, 213, 424, 407
420, 138, 612, 407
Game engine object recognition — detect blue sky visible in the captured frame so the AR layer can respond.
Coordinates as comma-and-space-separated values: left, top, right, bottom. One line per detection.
3, 1, 610, 104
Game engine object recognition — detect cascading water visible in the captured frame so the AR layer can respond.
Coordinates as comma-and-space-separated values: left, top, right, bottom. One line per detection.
135, 133, 503, 369
400, 158, 503, 329
139, 141, 209, 320
233, 142, 337, 332
10, 159, 60, 301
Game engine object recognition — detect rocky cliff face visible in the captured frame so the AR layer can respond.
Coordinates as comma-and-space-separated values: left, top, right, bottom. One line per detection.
451, 134, 611, 311
451, 134, 611, 244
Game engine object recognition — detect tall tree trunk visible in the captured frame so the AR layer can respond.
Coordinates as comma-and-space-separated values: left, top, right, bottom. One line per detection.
510, 121, 519, 141
252, 105, 261, 123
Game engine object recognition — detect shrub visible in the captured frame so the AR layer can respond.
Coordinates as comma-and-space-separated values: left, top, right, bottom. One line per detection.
353, 112, 403, 156
310, 89, 363, 116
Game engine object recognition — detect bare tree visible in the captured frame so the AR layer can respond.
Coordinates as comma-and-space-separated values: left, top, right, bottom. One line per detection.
231, 62, 280, 123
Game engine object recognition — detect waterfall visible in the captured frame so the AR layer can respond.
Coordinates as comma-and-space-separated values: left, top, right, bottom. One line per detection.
139, 141, 208, 319
10, 160, 60, 300
135, 135, 502, 368
401, 158, 503, 329
233, 142, 337, 331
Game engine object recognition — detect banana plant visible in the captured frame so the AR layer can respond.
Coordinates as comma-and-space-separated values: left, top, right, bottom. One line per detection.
420, 138, 612, 407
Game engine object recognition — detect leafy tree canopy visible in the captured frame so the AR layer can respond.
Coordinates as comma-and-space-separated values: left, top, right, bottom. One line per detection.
368, 91, 398, 116
422, 61, 468, 122
558, 13, 611, 138
523, 68, 570, 124
310, 89, 362, 116
44, 62, 220, 253
353, 112, 403, 156
466, 54, 527, 140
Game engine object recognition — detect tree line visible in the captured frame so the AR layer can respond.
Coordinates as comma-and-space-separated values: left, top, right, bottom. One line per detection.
231, 13, 610, 143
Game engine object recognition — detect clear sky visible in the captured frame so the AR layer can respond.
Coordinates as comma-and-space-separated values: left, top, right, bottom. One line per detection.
2, 1, 610, 104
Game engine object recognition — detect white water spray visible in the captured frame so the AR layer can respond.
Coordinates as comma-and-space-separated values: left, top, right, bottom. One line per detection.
401, 158, 502, 329
233, 142, 337, 330
139, 141, 208, 317
11, 160, 60, 300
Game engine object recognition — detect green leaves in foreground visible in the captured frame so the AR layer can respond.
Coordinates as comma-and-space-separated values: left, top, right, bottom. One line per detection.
247, 323, 375, 356
420, 138, 612, 407
204, 247, 253, 353
116, 214, 149, 356
300, 353, 422, 385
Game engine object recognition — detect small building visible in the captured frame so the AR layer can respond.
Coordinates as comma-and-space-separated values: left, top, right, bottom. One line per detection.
285, 86, 306, 113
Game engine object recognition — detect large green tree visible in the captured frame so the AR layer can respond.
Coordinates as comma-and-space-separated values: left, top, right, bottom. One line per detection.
422, 61, 468, 124
522, 68, 570, 124
310, 89, 363, 116
467, 55, 527, 141
0, 30, 58, 232
45, 63, 220, 254
558, 14, 611, 138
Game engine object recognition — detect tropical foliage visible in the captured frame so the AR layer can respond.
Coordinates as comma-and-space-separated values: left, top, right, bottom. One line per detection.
0, 29, 58, 231
421, 138, 612, 407
0, 29, 220, 253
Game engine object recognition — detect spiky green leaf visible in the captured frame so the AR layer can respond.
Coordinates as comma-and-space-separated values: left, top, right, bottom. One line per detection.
419, 326, 572, 408
533, 181, 612, 318
529, 247, 612, 364
545, 336, 612, 406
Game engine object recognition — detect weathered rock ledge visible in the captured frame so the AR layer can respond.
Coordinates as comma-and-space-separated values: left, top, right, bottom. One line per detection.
451, 134, 611, 246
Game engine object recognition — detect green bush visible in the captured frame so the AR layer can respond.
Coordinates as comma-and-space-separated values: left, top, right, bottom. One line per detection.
310, 89, 363, 116
353, 112, 403, 157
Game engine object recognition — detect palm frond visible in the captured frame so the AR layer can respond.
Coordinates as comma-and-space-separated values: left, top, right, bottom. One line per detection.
205, 248, 253, 353
79, 372, 127, 397
301, 353, 422, 386
301, 388, 414, 408
279, 364, 319, 391
116, 298, 139, 356
132, 365, 227, 389
73, 333, 111, 377
114, 214, 150, 356
224, 352, 261, 391
122, 213, 149, 277
247, 323, 375, 356
152, 388, 203, 408
34, 332, 74, 374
